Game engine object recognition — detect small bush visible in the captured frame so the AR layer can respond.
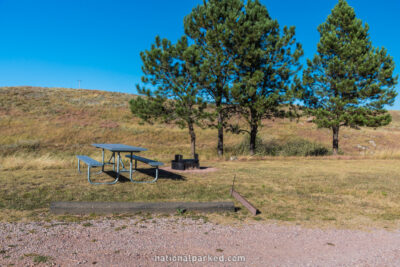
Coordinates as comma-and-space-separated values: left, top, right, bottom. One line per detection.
33, 255, 51, 263
229, 136, 330, 157
24, 253, 52, 264
279, 139, 330, 156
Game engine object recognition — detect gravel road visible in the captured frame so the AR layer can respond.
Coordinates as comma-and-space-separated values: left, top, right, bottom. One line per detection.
1, 217, 400, 266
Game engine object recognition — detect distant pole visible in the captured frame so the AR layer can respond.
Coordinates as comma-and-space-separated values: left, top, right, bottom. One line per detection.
77, 80, 82, 89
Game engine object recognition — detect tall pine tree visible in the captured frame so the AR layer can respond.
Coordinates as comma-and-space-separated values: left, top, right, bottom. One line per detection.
303, 0, 398, 155
230, 0, 303, 155
129, 36, 212, 158
184, 0, 244, 157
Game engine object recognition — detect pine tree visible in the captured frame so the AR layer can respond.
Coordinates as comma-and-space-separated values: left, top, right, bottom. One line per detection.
230, 0, 303, 155
184, 0, 244, 157
129, 36, 212, 158
303, 0, 398, 155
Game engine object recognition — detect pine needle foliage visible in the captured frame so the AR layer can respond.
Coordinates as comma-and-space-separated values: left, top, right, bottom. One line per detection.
229, 0, 303, 155
129, 36, 213, 158
303, 0, 398, 154
184, 0, 244, 156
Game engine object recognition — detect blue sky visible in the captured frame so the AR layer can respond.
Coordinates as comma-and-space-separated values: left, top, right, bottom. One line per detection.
0, 0, 399, 108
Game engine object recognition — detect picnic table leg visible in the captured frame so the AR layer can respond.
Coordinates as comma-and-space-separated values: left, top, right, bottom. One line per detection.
113, 152, 116, 171
129, 152, 133, 180
102, 149, 105, 172
129, 167, 159, 183
87, 166, 93, 184
119, 156, 126, 170
87, 165, 119, 185
116, 152, 120, 180
128, 159, 159, 183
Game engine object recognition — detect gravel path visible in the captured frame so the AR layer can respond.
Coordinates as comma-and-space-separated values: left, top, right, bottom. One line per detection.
1, 218, 400, 266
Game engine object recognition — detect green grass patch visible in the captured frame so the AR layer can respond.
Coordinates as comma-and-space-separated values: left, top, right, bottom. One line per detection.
33, 255, 51, 264
24, 253, 52, 264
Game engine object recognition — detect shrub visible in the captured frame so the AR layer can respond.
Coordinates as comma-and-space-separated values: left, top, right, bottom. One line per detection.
229, 136, 330, 156
279, 139, 330, 156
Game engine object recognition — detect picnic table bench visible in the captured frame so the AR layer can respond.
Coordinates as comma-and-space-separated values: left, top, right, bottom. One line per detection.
76, 155, 111, 185
126, 154, 164, 183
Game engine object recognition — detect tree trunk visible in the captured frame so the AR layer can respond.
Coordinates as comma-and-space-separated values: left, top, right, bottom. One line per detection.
332, 125, 339, 155
249, 113, 258, 156
188, 123, 196, 159
217, 108, 224, 157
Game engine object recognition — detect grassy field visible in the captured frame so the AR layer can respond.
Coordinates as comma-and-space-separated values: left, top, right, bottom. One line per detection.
1, 86, 400, 228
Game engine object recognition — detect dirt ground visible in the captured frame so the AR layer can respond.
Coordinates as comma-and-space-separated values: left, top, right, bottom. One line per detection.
1, 217, 400, 266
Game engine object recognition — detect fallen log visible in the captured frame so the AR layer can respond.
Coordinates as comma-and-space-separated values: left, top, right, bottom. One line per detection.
50, 201, 235, 215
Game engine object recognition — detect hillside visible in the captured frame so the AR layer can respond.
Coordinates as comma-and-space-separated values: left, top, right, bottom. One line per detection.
2, 86, 400, 228
1, 86, 400, 165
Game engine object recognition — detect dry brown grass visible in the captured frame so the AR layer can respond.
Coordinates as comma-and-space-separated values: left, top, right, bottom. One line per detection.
1, 86, 400, 228
2, 86, 400, 160
1, 159, 400, 229
0, 154, 69, 171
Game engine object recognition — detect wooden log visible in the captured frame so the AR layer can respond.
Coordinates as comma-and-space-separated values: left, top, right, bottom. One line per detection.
50, 201, 235, 215
230, 189, 258, 216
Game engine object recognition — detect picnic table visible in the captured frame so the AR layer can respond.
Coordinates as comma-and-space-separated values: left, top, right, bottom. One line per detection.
77, 143, 163, 185
92, 143, 147, 181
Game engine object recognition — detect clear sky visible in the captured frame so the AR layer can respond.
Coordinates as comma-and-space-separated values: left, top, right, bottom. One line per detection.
0, 0, 399, 108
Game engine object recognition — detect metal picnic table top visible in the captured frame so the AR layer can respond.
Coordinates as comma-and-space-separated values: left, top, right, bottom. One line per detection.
92, 143, 147, 152
78, 143, 161, 185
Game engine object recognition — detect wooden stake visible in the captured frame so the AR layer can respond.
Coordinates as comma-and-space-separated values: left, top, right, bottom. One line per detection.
230, 188, 258, 216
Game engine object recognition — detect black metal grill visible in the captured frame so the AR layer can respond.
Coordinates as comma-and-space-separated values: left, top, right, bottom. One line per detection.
171, 154, 199, 170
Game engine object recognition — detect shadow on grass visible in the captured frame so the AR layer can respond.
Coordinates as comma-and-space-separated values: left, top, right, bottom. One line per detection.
198, 166, 211, 170
102, 169, 185, 183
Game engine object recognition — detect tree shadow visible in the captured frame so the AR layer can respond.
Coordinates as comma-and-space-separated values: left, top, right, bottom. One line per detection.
101, 169, 185, 183
162, 166, 216, 172
198, 166, 211, 170
135, 168, 185, 181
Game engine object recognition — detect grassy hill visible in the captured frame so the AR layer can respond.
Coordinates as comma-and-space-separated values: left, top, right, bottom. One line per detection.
1, 86, 400, 169
2, 86, 400, 227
